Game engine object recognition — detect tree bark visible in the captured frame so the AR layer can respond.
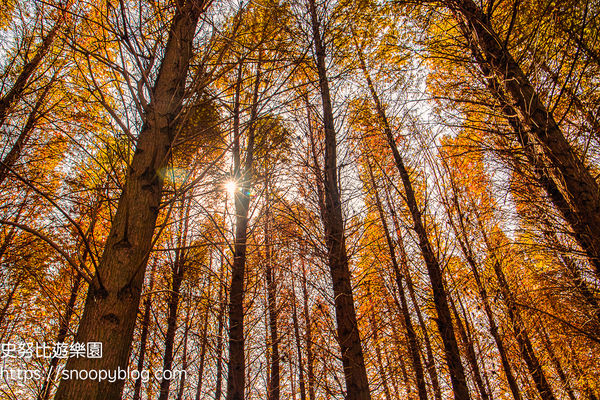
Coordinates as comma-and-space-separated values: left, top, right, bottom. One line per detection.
307, 1, 372, 398
226, 52, 261, 400
53, 2, 205, 398
449, 0, 600, 276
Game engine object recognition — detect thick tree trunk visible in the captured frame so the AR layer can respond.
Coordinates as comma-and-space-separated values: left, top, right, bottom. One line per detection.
53, 2, 205, 398
449, 0, 600, 275
307, 1, 372, 399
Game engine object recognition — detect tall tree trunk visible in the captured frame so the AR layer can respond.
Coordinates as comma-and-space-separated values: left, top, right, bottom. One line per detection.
226, 52, 261, 400
442, 175, 522, 400
307, 1, 372, 398
158, 249, 186, 400
477, 219, 558, 400
365, 158, 428, 400
301, 258, 316, 400
448, 292, 490, 400
449, 0, 600, 275
291, 275, 307, 400
0, 80, 53, 185
53, 2, 205, 398
133, 261, 158, 400
0, 8, 64, 129
265, 177, 280, 400
193, 282, 211, 400
356, 41, 470, 400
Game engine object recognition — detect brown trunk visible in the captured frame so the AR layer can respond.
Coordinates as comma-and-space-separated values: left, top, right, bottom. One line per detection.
226, 52, 261, 400
132, 261, 158, 400
158, 249, 186, 400
38, 274, 82, 400
357, 42, 469, 400
443, 174, 523, 400
0, 80, 53, 185
53, 2, 205, 398
448, 293, 490, 400
307, 1, 371, 398
301, 259, 316, 400
265, 178, 280, 400
291, 276, 307, 400
0, 9, 64, 129
176, 310, 190, 400
450, 0, 600, 275
365, 286, 393, 400
194, 285, 211, 400
478, 221, 557, 400
365, 158, 428, 400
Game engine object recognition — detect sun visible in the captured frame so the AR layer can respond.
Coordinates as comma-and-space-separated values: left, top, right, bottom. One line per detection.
224, 180, 237, 195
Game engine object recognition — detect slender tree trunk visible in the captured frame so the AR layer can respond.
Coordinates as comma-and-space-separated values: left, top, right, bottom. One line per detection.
194, 286, 211, 400
449, 0, 600, 275
226, 53, 261, 400
0, 8, 64, 130
158, 248, 186, 400
53, 2, 205, 398
265, 177, 280, 400
307, 1, 371, 398
291, 276, 307, 400
357, 42, 469, 400
38, 274, 82, 400
365, 158, 428, 400
448, 293, 490, 400
133, 261, 158, 400
442, 177, 523, 400
176, 312, 190, 400
478, 220, 557, 400
301, 259, 316, 400
0, 80, 53, 185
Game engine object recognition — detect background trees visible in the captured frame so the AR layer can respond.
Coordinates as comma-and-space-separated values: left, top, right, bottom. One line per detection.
0, 0, 599, 399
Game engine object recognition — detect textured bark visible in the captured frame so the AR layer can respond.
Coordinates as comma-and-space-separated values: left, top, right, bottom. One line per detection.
449, 0, 600, 275
53, 2, 205, 398
308, 1, 372, 398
